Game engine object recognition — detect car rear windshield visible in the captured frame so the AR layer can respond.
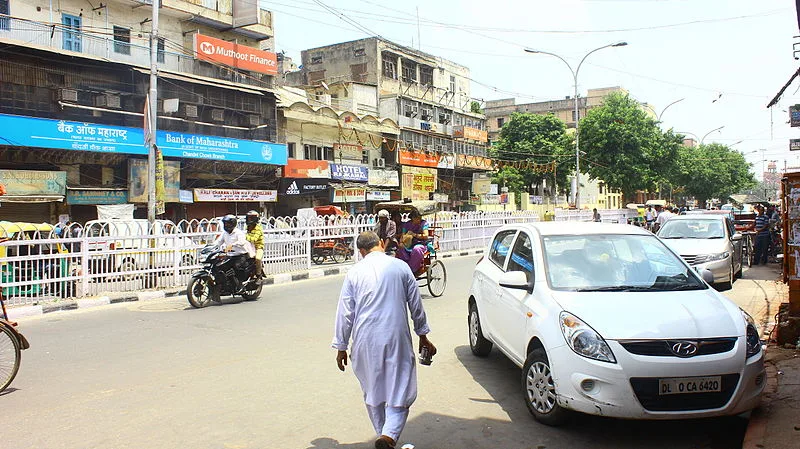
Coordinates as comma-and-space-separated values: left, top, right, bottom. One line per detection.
542, 234, 706, 292
659, 219, 725, 239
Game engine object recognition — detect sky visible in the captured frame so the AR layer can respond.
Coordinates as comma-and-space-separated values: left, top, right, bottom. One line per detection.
264, 0, 800, 180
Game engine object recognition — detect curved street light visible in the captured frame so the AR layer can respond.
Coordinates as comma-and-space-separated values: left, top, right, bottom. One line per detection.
701, 126, 725, 144
658, 98, 685, 122
524, 41, 628, 209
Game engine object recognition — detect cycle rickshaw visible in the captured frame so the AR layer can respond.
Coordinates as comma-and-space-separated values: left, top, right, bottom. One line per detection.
309, 205, 353, 265
374, 200, 447, 297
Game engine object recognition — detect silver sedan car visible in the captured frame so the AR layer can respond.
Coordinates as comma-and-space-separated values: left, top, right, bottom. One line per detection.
657, 215, 743, 289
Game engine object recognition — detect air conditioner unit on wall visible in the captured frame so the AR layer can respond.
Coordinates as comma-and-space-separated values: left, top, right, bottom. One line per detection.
210, 109, 225, 122
373, 158, 386, 168
181, 104, 199, 119
247, 114, 260, 127
57, 88, 78, 102
94, 94, 121, 109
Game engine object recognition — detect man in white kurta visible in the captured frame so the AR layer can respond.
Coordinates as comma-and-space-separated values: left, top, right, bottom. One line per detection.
333, 231, 435, 449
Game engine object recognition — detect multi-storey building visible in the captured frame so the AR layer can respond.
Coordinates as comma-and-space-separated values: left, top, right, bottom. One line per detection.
0, 0, 287, 222
287, 38, 493, 210
484, 87, 626, 143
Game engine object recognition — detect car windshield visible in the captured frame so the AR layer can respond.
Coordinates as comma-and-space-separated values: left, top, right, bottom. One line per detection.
659, 219, 725, 239
542, 234, 706, 291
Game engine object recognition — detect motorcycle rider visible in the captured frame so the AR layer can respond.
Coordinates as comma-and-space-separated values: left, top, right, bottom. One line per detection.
245, 210, 265, 278
214, 214, 255, 291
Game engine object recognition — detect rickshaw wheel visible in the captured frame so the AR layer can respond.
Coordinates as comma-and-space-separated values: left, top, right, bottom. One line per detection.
426, 260, 447, 297
311, 253, 326, 265
331, 242, 349, 264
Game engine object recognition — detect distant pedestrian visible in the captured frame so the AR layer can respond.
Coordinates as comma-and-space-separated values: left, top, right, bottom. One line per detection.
645, 206, 655, 229
333, 231, 436, 449
753, 204, 770, 265
654, 206, 674, 233
592, 208, 601, 222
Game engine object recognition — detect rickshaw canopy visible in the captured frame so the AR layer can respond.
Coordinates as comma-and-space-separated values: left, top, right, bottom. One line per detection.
313, 205, 347, 216
373, 200, 438, 217
645, 199, 667, 207
0, 221, 54, 237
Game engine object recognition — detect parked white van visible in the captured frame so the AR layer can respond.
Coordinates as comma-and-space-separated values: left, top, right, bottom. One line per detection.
82, 219, 197, 276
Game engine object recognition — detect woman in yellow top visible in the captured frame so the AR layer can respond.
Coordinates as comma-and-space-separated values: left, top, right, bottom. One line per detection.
245, 211, 265, 277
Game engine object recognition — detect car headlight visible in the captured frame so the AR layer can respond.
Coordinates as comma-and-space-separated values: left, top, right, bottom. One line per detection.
742, 310, 762, 358
559, 312, 616, 363
694, 252, 730, 264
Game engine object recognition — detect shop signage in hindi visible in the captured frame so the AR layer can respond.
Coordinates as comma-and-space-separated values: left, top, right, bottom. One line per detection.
398, 150, 439, 168
285, 160, 331, 179
368, 169, 400, 187
129, 159, 180, 203
454, 126, 489, 143
402, 166, 437, 201
366, 191, 391, 201
333, 143, 363, 160
0, 169, 67, 197
66, 189, 128, 205
332, 188, 366, 203
193, 189, 277, 202
791, 105, 800, 127
791, 139, 800, 151
330, 163, 369, 182
279, 178, 330, 195
0, 113, 288, 165
194, 33, 278, 75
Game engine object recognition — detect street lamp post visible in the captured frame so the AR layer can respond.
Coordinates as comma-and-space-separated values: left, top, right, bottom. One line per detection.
700, 126, 724, 145
658, 98, 685, 122
524, 42, 628, 209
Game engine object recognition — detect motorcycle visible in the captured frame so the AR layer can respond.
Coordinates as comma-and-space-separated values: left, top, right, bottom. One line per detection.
187, 245, 262, 308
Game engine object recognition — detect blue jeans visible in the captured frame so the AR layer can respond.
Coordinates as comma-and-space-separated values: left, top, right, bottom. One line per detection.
754, 233, 770, 265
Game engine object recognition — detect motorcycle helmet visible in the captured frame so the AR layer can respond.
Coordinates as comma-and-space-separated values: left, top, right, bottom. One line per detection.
245, 210, 260, 226
221, 214, 237, 233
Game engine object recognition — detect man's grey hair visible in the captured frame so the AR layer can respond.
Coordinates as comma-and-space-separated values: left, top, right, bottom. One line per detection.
356, 231, 381, 251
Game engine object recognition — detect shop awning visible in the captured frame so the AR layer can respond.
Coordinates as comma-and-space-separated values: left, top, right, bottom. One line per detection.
131, 68, 270, 96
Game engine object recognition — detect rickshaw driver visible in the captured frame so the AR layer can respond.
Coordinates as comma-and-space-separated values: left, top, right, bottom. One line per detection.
396, 210, 430, 276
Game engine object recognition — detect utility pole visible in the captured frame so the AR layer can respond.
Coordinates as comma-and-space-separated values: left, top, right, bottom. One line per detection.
147, 0, 160, 225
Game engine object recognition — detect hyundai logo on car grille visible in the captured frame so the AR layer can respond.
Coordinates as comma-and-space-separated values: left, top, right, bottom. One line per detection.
669, 341, 699, 357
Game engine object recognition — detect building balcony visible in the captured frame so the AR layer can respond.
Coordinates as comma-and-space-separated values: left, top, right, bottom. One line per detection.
0, 16, 273, 89
398, 115, 452, 135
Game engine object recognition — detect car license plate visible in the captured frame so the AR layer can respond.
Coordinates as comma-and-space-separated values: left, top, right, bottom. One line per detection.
658, 376, 722, 395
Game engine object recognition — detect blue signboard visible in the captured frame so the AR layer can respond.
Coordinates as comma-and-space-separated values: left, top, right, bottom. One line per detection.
0, 113, 287, 165
330, 163, 369, 182
67, 189, 128, 205
0, 113, 146, 155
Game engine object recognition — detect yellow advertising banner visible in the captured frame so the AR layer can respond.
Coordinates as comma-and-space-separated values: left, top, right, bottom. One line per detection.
155, 147, 166, 215
402, 166, 437, 201
129, 159, 180, 203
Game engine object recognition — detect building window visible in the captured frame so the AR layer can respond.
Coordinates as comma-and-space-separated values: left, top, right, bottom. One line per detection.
287, 143, 296, 159
304, 144, 321, 160
353, 48, 365, 57
449, 75, 456, 92
62, 14, 82, 52
402, 61, 417, 83
0, 0, 9, 30
572, 110, 579, 122
310, 55, 323, 64
497, 117, 505, 128
420, 66, 433, 86
383, 59, 397, 79
113, 26, 131, 55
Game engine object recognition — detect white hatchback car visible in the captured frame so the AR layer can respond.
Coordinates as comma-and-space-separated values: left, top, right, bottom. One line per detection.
468, 222, 765, 425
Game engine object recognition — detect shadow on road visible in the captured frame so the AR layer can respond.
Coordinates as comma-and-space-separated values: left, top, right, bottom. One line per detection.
741, 263, 782, 282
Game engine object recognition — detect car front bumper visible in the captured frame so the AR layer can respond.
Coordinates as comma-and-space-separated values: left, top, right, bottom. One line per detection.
549, 338, 765, 419
693, 256, 732, 283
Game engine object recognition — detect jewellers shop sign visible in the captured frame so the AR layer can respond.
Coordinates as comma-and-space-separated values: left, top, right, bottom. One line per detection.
330, 164, 368, 182
193, 189, 277, 202
194, 33, 278, 75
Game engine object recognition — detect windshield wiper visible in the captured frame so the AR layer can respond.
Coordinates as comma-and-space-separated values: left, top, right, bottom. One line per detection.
575, 286, 655, 292
661, 284, 705, 291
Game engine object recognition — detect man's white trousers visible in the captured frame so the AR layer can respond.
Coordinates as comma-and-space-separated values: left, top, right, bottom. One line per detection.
366, 403, 410, 441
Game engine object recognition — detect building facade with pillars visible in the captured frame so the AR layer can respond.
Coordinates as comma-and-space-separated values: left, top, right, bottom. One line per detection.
286, 38, 492, 210
0, 0, 287, 223
275, 85, 400, 215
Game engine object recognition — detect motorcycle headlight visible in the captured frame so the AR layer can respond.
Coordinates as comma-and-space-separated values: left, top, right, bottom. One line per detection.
559, 312, 616, 363
742, 310, 762, 359
694, 252, 730, 264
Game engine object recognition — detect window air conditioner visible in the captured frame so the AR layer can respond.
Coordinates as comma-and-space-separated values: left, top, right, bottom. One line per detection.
58, 88, 78, 102
181, 104, 199, 119
94, 94, 121, 109
211, 109, 225, 122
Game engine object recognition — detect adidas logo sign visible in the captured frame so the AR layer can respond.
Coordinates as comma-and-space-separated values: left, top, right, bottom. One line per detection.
286, 181, 300, 195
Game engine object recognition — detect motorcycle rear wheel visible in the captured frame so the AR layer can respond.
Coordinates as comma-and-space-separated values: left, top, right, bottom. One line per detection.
187, 277, 216, 308
240, 280, 262, 301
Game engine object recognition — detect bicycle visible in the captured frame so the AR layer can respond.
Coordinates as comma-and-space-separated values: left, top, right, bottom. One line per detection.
1, 289, 30, 393
741, 231, 755, 268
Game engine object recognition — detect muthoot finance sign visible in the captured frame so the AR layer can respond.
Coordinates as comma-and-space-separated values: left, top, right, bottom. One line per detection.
194, 33, 278, 76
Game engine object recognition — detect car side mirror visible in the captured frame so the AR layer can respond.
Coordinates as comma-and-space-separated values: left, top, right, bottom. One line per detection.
499, 270, 534, 294
731, 233, 742, 241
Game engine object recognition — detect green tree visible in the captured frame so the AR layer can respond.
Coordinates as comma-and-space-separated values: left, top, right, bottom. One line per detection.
470, 101, 483, 114
491, 112, 573, 198
579, 92, 682, 200
675, 143, 757, 207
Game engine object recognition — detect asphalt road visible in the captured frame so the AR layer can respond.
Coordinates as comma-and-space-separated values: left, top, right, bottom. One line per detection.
4, 255, 748, 449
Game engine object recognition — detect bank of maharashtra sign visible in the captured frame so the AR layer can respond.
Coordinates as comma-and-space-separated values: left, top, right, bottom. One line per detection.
194, 33, 278, 76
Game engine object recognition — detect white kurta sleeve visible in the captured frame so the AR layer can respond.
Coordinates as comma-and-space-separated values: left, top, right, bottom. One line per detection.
404, 268, 430, 336
332, 274, 356, 350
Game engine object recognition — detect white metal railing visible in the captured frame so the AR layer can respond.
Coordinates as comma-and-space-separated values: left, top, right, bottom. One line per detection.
0, 210, 632, 306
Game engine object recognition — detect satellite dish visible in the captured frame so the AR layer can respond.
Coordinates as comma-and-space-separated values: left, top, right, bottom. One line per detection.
320, 81, 329, 91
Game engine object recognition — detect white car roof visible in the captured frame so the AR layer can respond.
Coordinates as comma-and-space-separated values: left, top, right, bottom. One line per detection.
501, 221, 653, 237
